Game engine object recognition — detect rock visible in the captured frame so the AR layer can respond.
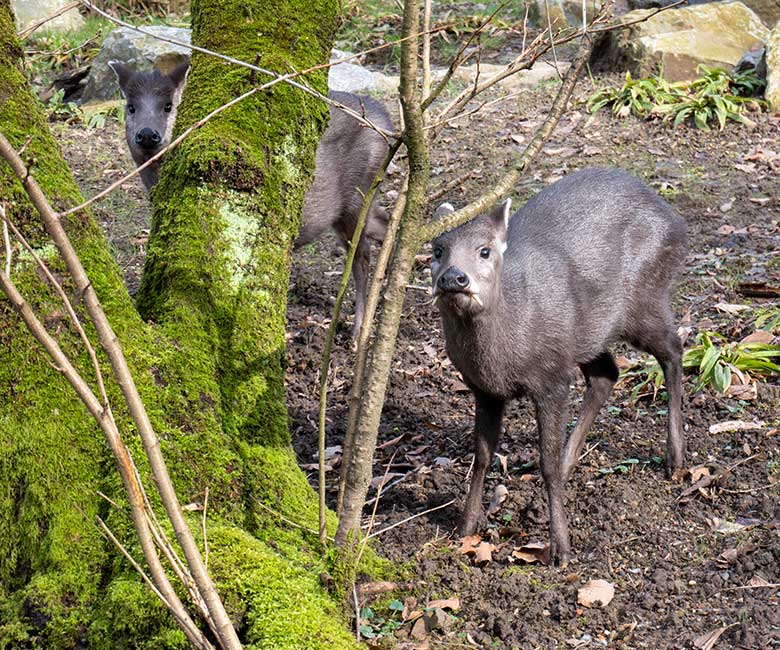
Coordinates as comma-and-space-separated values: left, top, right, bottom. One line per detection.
328, 49, 376, 92
590, 1, 770, 82
12, 0, 84, 33
82, 26, 192, 103
735, 44, 767, 80
452, 60, 571, 90
530, 0, 603, 27
741, 0, 780, 27
767, 24, 780, 111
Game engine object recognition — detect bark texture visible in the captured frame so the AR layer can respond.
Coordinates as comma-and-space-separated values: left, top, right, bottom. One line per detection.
0, 0, 361, 647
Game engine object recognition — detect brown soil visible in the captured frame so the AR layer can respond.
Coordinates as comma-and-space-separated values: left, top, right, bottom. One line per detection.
56, 71, 780, 650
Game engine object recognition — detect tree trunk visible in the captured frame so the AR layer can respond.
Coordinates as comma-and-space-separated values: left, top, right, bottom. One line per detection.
0, 0, 361, 647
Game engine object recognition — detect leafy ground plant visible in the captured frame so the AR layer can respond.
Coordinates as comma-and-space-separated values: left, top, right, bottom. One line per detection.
683, 331, 780, 393
587, 65, 766, 130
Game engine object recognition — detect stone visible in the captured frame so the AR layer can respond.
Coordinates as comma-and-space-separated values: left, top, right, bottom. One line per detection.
12, 0, 84, 33
452, 60, 571, 90
767, 24, 780, 110
328, 49, 376, 92
590, 1, 770, 81
741, 0, 780, 28
530, 0, 603, 27
82, 26, 192, 103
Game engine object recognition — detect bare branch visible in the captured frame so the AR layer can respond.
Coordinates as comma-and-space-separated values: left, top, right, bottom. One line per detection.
1, 205, 10, 276
317, 138, 402, 544
0, 268, 212, 650
17, 0, 80, 40
366, 499, 455, 540
422, 36, 594, 241
0, 131, 240, 650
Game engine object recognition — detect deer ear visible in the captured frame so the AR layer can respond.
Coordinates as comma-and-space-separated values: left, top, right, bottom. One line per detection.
433, 202, 455, 219
108, 60, 132, 96
487, 198, 511, 232
169, 59, 190, 88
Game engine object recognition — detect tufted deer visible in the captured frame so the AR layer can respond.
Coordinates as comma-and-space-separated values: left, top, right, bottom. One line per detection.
431, 167, 687, 563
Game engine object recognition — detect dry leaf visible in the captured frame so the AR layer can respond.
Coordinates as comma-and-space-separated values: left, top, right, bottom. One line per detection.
474, 541, 494, 564
749, 574, 770, 587
714, 302, 751, 315
457, 535, 482, 555
577, 579, 615, 608
486, 484, 508, 516
511, 541, 550, 565
427, 597, 460, 611
741, 330, 775, 344
709, 420, 765, 434
717, 224, 736, 235
725, 384, 757, 400
690, 466, 710, 483
693, 626, 728, 649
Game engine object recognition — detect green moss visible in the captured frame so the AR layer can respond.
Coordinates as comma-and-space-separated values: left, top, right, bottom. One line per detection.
0, 0, 375, 646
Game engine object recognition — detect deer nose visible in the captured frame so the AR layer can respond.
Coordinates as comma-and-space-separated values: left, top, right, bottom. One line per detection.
438, 267, 470, 292
135, 128, 161, 149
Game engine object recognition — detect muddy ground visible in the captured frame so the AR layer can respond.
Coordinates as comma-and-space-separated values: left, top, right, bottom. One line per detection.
54, 62, 780, 649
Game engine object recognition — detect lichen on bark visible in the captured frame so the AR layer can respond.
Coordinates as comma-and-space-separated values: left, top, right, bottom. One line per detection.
0, 0, 364, 646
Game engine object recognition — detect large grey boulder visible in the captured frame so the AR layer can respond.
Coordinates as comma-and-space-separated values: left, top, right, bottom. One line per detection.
767, 24, 780, 111
12, 0, 83, 32
530, 0, 602, 27
81, 26, 192, 103
590, 1, 770, 81
328, 49, 376, 93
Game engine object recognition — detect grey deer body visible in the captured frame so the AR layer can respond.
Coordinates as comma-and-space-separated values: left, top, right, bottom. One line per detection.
431, 167, 687, 563
110, 61, 393, 336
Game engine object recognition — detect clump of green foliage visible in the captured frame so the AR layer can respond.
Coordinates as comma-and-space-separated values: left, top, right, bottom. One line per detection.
587, 65, 766, 131
683, 331, 780, 392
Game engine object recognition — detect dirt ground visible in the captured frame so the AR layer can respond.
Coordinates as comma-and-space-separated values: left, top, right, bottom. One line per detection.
54, 60, 780, 649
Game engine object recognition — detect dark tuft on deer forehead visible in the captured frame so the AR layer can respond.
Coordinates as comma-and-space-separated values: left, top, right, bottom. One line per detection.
434, 214, 499, 247
124, 68, 178, 98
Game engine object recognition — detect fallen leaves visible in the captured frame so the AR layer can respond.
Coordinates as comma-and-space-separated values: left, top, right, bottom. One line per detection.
511, 541, 550, 565
708, 420, 765, 435
693, 626, 729, 650
577, 579, 615, 608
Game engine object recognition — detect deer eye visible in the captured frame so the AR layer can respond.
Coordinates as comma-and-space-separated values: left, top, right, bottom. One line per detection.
433, 247, 443, 260
127, 104, 135, 114
480, 247, 490, 259
164, 102, 173, 113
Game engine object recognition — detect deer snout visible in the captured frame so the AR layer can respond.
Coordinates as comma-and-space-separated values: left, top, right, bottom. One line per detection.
135, 128, 162, 150
438, 267, 470, 292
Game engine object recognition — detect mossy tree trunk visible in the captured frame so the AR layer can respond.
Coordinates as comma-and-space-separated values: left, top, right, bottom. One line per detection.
0, 0, 361, 647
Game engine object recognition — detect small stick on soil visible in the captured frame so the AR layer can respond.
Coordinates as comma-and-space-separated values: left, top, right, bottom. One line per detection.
363, 466, 423, 507
366, 499, 456, 540
353, 583, 362, 642
578, 441, 600, 464
721, 482, 779, 495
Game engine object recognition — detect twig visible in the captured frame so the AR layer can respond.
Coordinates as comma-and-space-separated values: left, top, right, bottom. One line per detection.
356, 449, 400, 566
578, 441, 600, 463
1, 205, 10, 276
363, 465, 422, 508
366, 499, 456, 540
94, 515, 167, 603
0, 132, 238, 650
718, 582, 780, 593
319, 139, 402, 538
0, 268, 211, 650
721, 482, 778, 495
338, 178, 408, 512
81, 0, 397, 139
255, 499, 333, 542
17, 0, 80, 40
427, 171, 474, 203
353, 583, 362, 642
202, 487, 209, 571
3, 213, 110, 409
422, 34, 594, 241
422, 0, 432, 117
